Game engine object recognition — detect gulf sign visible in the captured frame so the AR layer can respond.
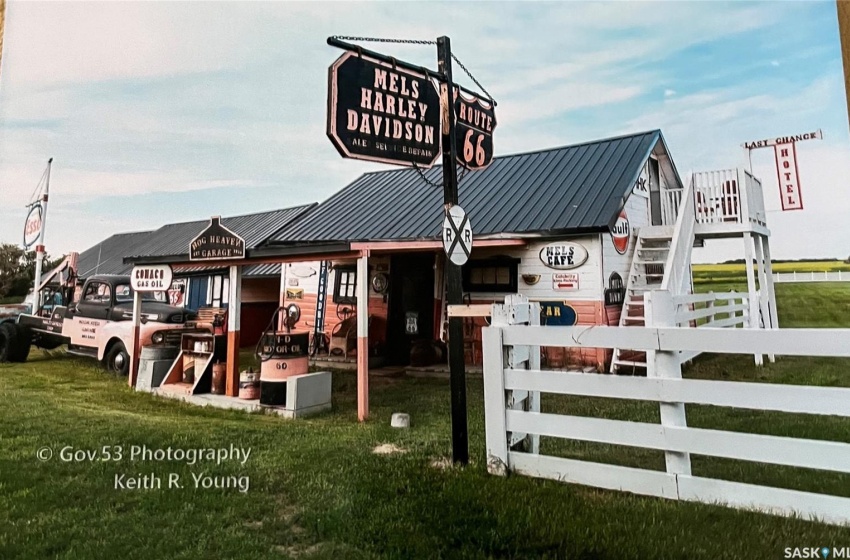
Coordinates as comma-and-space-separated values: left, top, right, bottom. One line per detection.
538, 242, 588, 270
131, 265, 173, 292
23, 204, 43, 248
610, 210, 630, 255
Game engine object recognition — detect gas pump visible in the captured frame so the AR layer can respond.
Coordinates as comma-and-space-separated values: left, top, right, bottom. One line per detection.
255, 303, 309, 406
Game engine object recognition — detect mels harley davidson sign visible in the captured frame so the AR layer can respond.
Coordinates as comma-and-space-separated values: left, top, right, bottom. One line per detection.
327, 51, 441, 167
190, 216, 245, 261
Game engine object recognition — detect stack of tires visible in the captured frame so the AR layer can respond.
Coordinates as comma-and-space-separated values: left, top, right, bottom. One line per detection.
0, 322, 32, 363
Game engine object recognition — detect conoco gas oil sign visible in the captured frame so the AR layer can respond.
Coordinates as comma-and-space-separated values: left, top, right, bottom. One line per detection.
610, 210, 630, 255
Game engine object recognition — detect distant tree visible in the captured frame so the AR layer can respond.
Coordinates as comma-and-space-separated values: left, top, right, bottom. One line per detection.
0, 243, 63, 300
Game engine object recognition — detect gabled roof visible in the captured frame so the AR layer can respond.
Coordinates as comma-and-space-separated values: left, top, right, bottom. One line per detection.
268, 130, 664, 244
126, 205, 316, 261
77, 231, 151, 278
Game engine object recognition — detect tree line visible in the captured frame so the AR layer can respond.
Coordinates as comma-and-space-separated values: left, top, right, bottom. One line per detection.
0, 244, 64, 303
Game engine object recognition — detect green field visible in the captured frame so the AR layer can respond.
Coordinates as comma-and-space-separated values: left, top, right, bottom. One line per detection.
693, 259, 850, 285
1, 283, 850, 558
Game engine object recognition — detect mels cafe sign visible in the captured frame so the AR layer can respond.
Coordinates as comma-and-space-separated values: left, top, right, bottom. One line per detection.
327, 50, 495, 170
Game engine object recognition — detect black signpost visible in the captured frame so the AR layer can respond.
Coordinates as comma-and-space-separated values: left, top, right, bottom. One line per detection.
436, 36, 469, 465
326, 36, 494, 465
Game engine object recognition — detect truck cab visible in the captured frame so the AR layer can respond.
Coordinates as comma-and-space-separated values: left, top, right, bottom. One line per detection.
1, 274, 206, 376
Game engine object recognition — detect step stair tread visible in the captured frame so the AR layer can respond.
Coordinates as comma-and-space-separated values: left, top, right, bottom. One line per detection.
613, 359, 648, 367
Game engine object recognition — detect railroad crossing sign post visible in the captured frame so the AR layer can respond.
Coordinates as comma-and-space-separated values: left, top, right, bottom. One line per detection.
437, 36, 470, 465
326, 34, 495, 465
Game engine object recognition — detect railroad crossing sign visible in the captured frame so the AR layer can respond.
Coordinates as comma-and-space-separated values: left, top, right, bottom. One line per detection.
442, 205, 473, 266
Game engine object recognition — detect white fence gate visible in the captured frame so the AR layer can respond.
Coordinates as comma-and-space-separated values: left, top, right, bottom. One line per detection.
483, 293, 850, 525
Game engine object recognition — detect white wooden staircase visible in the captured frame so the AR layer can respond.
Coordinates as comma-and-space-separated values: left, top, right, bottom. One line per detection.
611, 174, 698, 374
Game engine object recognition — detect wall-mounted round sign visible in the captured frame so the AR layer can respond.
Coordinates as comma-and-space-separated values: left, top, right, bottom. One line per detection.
23, 204, 43, 248
371, 272, 389, 294
131, 265, 173, 292
611, 210, 630, 255
538, 242, 588, 270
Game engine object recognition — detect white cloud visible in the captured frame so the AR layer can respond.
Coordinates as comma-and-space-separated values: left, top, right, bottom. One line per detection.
0, 1, 841, 258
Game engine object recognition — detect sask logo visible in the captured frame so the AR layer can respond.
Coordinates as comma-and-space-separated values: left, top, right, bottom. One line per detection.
610, 210, 630, 255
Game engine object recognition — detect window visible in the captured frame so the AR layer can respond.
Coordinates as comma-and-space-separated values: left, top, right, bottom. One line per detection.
114, 284, 165, 303
462, 256, 519, 293
333, 266, 357, 304
83, 282, 111, 304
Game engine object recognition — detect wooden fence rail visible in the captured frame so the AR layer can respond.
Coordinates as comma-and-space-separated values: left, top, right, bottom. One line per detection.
483, 292, 850, 526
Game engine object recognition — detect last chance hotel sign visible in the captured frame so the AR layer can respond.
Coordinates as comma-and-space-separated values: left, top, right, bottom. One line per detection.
327, 51, 441, 167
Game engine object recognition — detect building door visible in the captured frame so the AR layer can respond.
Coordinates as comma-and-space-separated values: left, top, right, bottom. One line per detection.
648, 156, 663, 225
386, 253, 435, 366
187, 277, 208, 310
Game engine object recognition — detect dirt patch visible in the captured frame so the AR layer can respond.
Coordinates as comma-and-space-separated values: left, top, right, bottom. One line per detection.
243, 520, 264, 529
372, 443, 407, 455
274, 543, 326, 557
430, 456, 454, 470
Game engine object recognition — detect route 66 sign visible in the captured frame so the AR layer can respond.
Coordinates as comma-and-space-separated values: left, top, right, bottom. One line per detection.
454, 90, 496, 170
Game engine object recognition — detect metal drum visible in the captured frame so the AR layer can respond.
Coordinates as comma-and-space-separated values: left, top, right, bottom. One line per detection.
137, 345, 180, 392
259, 331, 309, 406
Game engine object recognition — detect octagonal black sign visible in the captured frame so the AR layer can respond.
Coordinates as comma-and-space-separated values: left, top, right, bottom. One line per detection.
327, 51, 442, 168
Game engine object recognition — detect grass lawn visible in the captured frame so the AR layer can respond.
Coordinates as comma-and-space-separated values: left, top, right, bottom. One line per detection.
2, 283, 850, 558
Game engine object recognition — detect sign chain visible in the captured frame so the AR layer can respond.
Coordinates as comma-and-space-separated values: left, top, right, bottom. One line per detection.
450, 53, 495, 105
411, 163, 468, 190
330, 36, 495, 105
330, 35, 436, 46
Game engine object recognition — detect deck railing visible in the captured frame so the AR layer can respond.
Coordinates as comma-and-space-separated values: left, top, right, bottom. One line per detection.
688, 168, 766, 228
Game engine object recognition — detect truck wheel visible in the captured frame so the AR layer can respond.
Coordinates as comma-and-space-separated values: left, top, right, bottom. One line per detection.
105, 342, 130, 376
9, 325, 31, 363
0, 323, 18, 363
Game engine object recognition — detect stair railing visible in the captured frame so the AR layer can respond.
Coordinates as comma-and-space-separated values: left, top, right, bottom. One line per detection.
660, 174, 696, 296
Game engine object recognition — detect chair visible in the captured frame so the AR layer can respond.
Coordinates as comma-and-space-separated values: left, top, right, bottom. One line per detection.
328, 315, 357, 357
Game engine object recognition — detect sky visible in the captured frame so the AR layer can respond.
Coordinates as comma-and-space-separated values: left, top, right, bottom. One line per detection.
0, 1, 847, 263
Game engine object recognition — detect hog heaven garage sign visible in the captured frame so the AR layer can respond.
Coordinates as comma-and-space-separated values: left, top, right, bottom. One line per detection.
190, 216, 245, 261
327, 51, 442, 167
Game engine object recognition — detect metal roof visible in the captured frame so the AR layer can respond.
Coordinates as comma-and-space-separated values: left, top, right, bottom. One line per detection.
77, 231, 151, 278
269, 130, 664, 244
176, 263, 281, 278
127, 205, 316, 260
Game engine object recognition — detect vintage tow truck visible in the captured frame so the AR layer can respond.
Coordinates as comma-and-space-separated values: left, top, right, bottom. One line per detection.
0, 259, 205, 375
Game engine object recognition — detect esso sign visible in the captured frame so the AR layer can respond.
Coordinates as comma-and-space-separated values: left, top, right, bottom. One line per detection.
131, 265, 173, 292
23, 204, 43, 248
611, 210, 630, 255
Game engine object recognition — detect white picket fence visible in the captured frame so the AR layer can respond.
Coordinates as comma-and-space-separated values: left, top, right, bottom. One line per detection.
483, 293, 850, 526
773, 270, 849, 283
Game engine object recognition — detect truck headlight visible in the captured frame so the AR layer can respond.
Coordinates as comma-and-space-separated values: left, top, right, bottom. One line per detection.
152, 332, 165, 344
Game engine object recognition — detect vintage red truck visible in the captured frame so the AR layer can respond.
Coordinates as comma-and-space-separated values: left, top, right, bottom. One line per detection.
0, 273, 205, 375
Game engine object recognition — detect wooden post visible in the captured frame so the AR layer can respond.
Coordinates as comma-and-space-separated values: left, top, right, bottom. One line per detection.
754, 235, 774, 362
356, 253, 369, 421
225, 265, 242, 396
645, 290, 692, 477
762, 236, 779, 361
482, 320, 508, 476
129, 290, 142, 388
743, 232, 762, 366
437, 35, 469, 464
